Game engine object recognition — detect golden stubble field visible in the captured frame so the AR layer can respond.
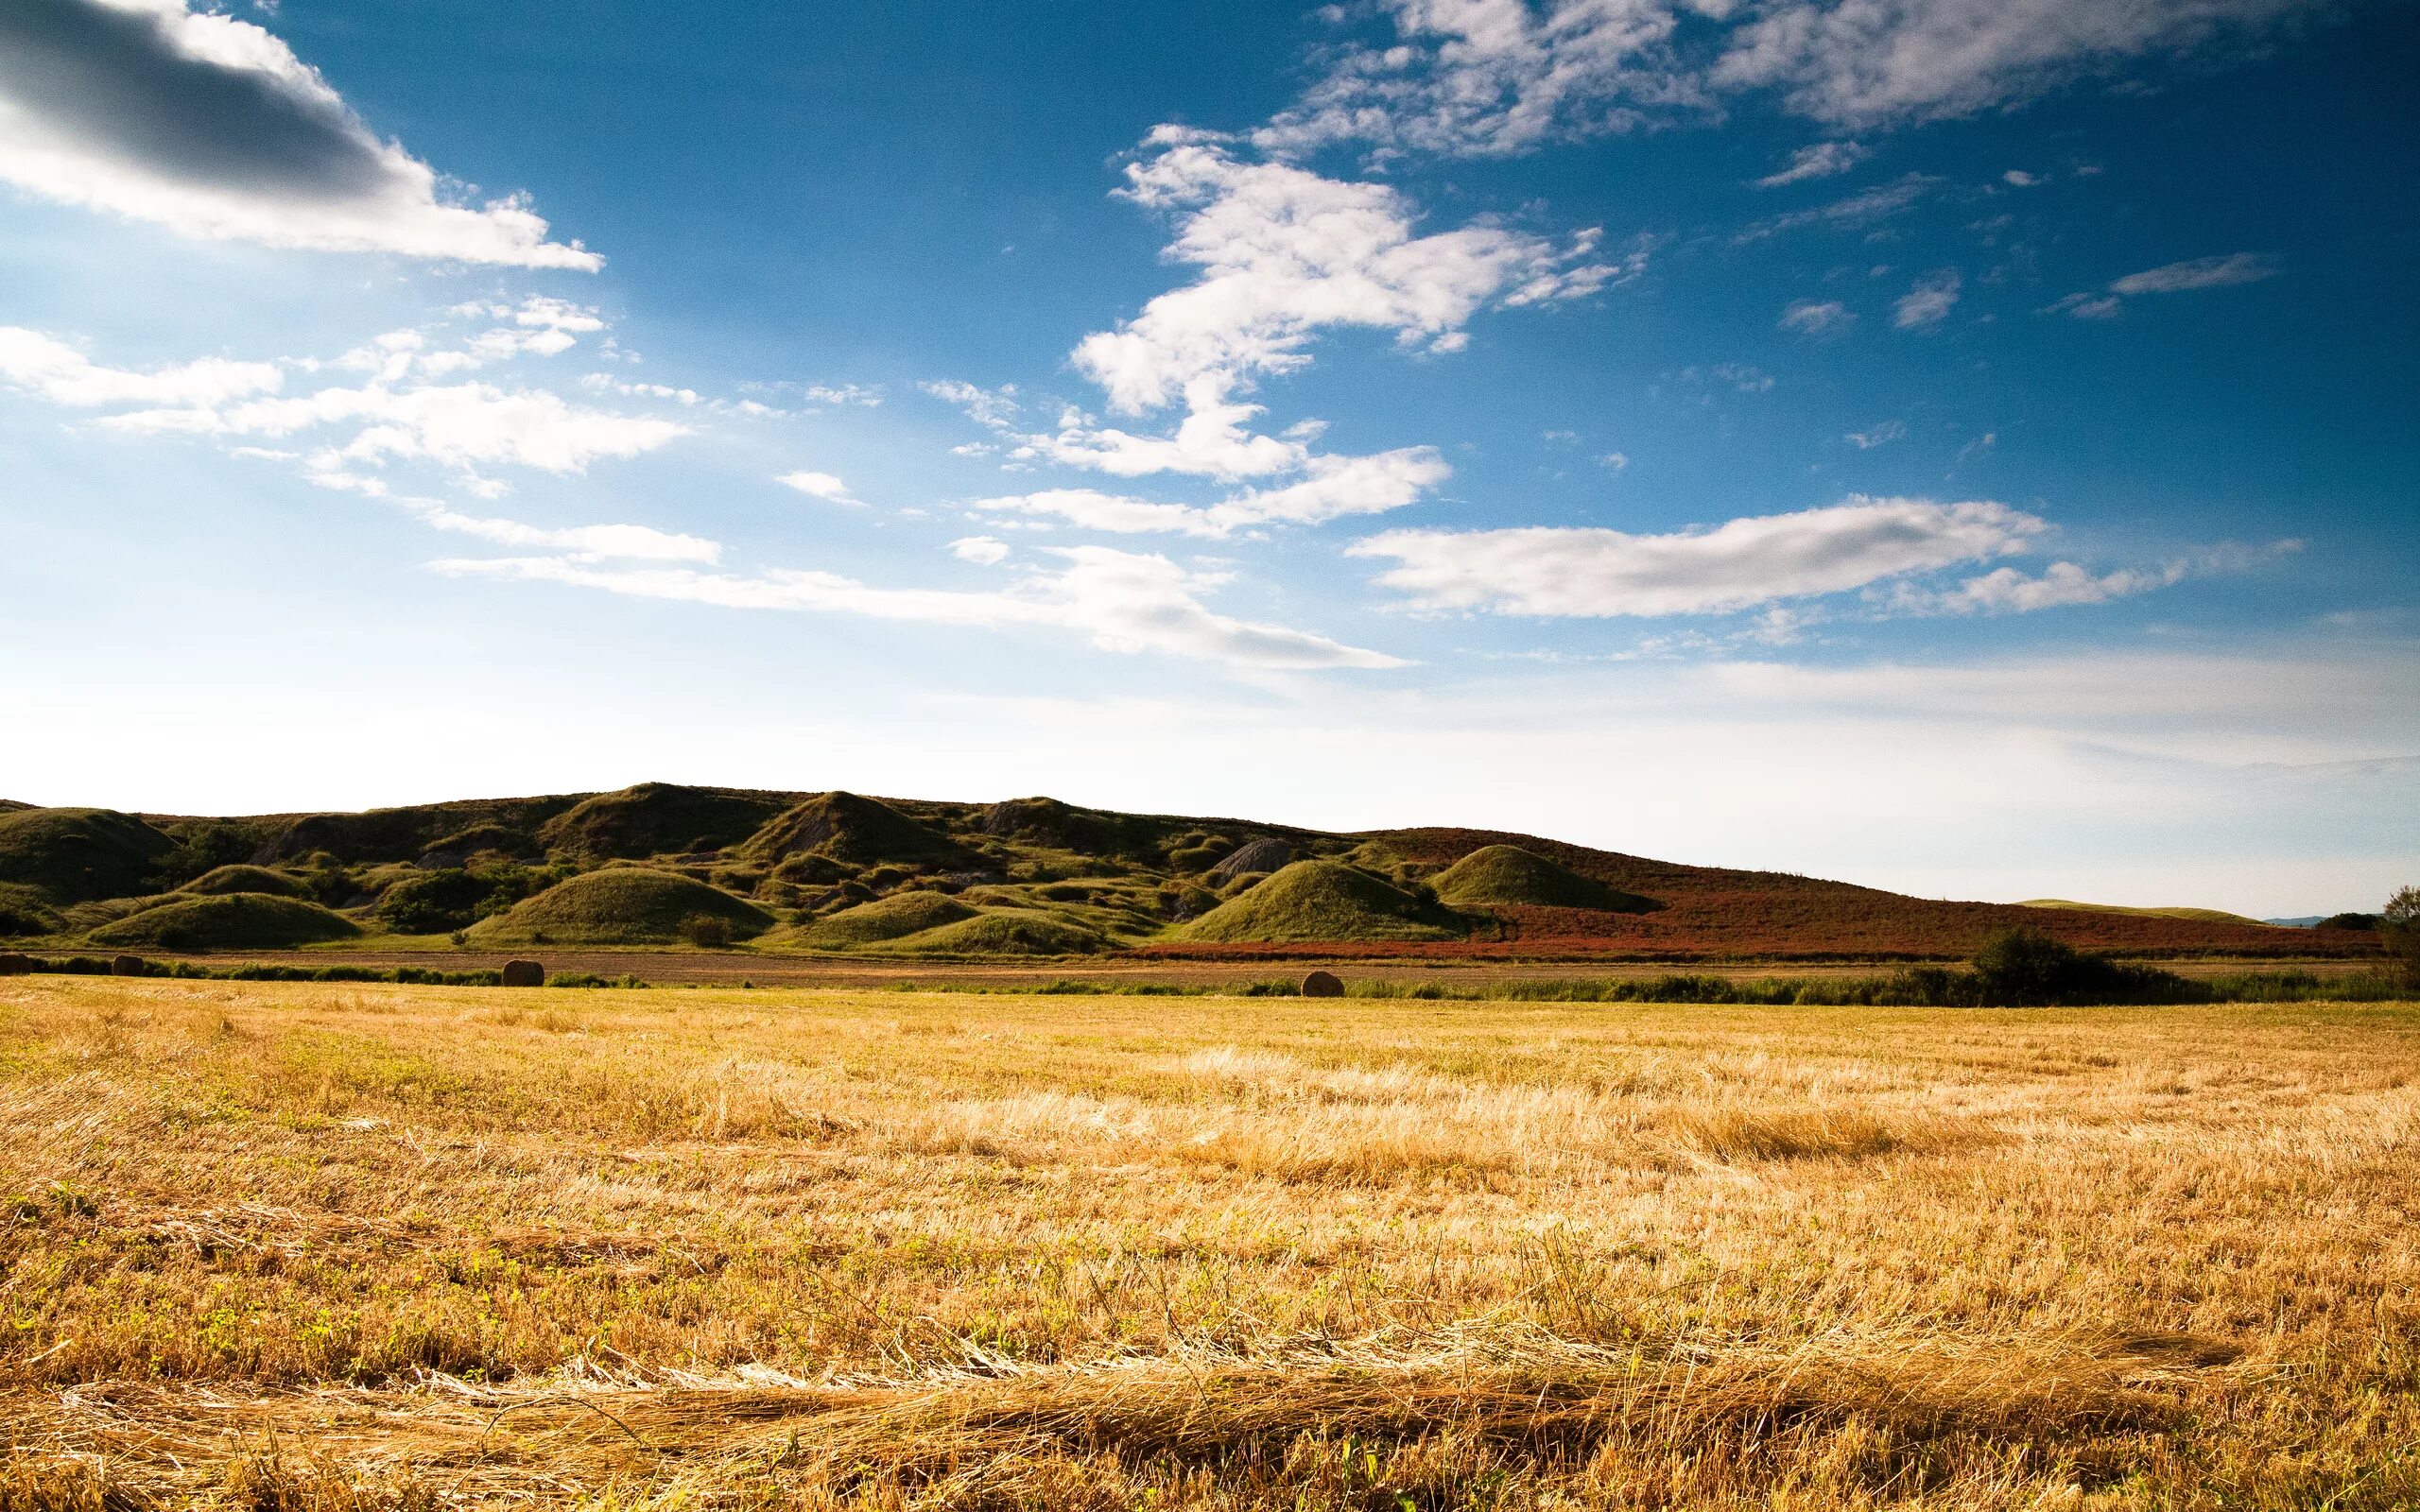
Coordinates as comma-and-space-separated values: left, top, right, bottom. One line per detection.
2, 977, 2416, 1510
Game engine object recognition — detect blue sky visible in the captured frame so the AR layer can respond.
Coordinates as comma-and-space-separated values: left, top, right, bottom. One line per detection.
2, 0, 2414, 914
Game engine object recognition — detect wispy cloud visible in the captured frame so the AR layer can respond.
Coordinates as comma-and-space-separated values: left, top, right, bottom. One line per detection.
1893, 268, 1962, 329
2047, 251, 2280, 318
1756, 141, 1871, 186
438, 545, 1409, 670
1352, 496, 2046, 617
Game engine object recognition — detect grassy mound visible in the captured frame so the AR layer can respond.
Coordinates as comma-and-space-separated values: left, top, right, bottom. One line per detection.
877, 910, 1107, 956
182, 865, 310, 899
536, 783, 792, 861
741, 792, 963, 868
2021, 900, 2272, 928
1181, 860, 1465, 944
782, 890, 978, 949
0, 882, 62, 937
1431, 845, 1657, 914
466, 868, 773, 946
86, 892, 360, 949
0, 808, 176, 903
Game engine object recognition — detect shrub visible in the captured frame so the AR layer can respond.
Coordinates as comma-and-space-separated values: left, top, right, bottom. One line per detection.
682, 913, 733, 948
1968, 928, 2189, 1005
2318, 912, 2378, 931
2383, 886, 2420, 985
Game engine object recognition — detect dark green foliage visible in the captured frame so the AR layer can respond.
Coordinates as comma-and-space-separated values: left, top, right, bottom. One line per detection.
265, 795, 583, 864
1429, 845, 1659, 914
85, 892, 361, 949
740, 791, 965, 868
467, 868, 774, 945
1966, 928, 2187, 1005
1166, 844, 1226, 873
2318, 913, 2378, 930
537, 782, 792, 860
376, 865, 550, 935
681, 913, 733, 948
1182, 860, 1466, 944
0, 808, 176, 902
0, 882, 61, 937
2383, 886, 2420, 984
149, 820, 265, 888
182, 865, 309, 899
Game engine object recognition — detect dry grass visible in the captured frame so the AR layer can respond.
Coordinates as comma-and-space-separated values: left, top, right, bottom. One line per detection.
2, 978, 2417, 1508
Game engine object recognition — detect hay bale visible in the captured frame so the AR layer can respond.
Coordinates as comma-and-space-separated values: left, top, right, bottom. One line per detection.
1301, 970, 1344, 998
0, 952, 32, 975
500, 959, 545, 988
110, 954, 146, 977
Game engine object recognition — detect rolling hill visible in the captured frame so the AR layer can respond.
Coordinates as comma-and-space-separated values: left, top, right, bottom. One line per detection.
0, 783, 2381, 962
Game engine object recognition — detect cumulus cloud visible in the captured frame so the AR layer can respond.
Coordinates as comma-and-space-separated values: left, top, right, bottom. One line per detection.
0, 325, 282, 406
776, 470, 860, 506
1071, 141, 1627, 414
1351, 496, 2045, 616
1893, 268, 1961, 329
948, 535, 1010, 565
1709, 0, 2325, 127
1779, 299, 1854, 335
0, 0, 596, 266
922, 379, 1020, 430
1757, 140, 1870, 186
436, 544, 1408, 670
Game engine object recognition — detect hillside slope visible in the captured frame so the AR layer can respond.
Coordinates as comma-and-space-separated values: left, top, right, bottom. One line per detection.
0, 785, 2377, 962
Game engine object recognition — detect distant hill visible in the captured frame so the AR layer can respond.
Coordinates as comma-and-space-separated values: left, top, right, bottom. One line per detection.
2019, 899, 2273, 927
0, 784, 2382, 962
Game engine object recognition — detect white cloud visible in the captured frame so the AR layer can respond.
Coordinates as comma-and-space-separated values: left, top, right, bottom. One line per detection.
1351, 495, 2045, 616
1599, 451, 1629, 471
1882, 540, 2302, 615
102, 379, 690, 477
2108, 252, 2279, 295
434, 544, 1408, 671
0, 0, 596, 266
1709, 0, 2323, 127
776, 470, 860, 506
293, 464, 718, 562
0, 325, 282, 406
1015, 381, 1306, 480
2002, 169, 2043, 186
1071, 141, 1627, 415
800, 384, 881, 407
1779, 299, 1854, 335
971, 446, 1452, 539
1252, 0, 1702, 160
921, 379, 1020, 429
1893, 268, 1961, 329
1735, 172, 1937, 242
2047, 252, 2279, 318
948, 536, 1011, 565
1757, 141, 1870, 186
1845, 419, 1905, 448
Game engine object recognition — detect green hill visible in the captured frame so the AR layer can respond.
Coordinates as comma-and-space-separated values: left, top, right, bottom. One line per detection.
1429, 844, 1658, 913
86, 892, 359, 949
2020, 899, 2272, 928
536, 783, 792, 861
1181, 860, 1466, 944
466, 868, 773, 945
779, 890, 977, 949
740, 791, 965, 868
182, 865, 310, 899
0, 808, 176, 902
873, 910, 1107, 956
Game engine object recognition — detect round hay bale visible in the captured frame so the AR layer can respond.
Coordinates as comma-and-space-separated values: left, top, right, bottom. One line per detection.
500, 959, 545, 988
0, 952, 32, 975
1301, 970, 1344, 998
110, 954, 147, 977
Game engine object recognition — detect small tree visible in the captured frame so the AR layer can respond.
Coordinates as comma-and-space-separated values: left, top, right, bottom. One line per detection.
681, 913, 733, 949
2382, 885, 2420, 985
